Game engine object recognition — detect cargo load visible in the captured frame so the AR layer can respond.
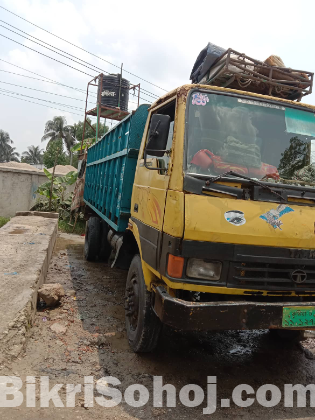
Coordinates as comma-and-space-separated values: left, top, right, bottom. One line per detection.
190, 43, 313, 101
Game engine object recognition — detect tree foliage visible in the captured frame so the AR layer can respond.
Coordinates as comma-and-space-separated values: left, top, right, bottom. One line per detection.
278, 136, 310, 179
41, 116, 75, 154
0, 129, 20, 162
73, 118, 108, 143
66, 152, 78, 169
0, 129, 12, 150
43, 139, 67, 169
21, 145, 43, 164
71, 138, 95, 152
0, 145, 20, 162
41, 115, 108, 167
35, 169, 78, 218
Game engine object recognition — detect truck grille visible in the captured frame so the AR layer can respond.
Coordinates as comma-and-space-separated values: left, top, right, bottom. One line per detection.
229, 261, 315, 291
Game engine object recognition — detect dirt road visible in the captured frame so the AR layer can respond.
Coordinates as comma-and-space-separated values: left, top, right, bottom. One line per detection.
1, 232, 315, 419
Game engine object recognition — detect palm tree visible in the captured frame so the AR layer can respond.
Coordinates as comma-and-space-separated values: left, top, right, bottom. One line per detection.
41, 116, 77, 210
0, 129, 13, 162
64, 124, 79, 165
0, 145, 20, 162
41, 116, 75, 154
65, 123, 79, 141
22, 145, 44, 164
0, 130, 19, 162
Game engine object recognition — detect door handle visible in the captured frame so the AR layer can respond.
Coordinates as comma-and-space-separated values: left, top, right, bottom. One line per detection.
134, 203, 138, 212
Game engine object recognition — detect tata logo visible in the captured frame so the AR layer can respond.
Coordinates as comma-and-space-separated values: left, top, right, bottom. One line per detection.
291, 270, 307, 284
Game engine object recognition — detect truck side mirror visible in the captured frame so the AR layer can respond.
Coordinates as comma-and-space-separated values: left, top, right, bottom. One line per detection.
146, 114, 171, 157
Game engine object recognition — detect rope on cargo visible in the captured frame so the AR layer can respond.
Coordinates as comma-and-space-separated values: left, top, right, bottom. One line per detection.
236, 76, 252, 88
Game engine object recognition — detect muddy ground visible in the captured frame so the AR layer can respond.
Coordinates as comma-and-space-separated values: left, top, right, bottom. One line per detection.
1, 232, 315, 419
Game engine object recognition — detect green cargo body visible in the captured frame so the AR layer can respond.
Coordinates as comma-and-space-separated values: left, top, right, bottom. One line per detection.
84, 104, 149, 232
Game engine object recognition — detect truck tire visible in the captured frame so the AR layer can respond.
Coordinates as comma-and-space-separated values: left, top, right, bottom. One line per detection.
84, 217, 101, 261
125, 255, 162, 352
99, 221, 112, 262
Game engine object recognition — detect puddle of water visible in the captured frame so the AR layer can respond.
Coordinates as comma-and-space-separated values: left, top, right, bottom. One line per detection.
53, 237, 84, 254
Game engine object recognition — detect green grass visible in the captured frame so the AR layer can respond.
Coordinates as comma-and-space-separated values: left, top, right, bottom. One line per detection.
0, 217, 10, 228
58, 218, 86, 235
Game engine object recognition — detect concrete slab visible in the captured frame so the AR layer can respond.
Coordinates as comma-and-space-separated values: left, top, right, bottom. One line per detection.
0, 214, 58, 362
15, 211, 59, 219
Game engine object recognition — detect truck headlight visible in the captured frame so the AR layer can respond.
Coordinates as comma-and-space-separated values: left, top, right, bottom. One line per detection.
186, 259, 222, 280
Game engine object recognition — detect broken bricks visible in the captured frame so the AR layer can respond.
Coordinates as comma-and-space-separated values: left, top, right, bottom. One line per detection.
50, 322, 67, 334
38, 283, 65, 307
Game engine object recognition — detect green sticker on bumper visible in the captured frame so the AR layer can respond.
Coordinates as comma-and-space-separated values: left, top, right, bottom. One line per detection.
282, 306, 315, 328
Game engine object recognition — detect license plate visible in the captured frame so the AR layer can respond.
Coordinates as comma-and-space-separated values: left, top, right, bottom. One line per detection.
282, 306, 315, 328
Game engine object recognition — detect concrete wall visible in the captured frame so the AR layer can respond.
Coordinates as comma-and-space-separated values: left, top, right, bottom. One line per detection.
0, 167, 74, 217
0, 214, 58, 361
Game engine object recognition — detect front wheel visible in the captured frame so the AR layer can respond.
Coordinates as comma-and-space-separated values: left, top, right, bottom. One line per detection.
125, 255, 162, 352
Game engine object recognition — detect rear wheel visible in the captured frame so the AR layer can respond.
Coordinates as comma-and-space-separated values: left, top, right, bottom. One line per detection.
84, 217, 101, 261
99, 221, 112, 261
125, 255, 162, 352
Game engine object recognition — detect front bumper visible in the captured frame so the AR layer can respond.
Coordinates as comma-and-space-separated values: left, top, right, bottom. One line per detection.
161, 239, 315, 293
153, 286, 315, 331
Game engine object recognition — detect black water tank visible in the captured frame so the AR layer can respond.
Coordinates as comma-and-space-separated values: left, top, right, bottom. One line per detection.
97, 74, 129, 111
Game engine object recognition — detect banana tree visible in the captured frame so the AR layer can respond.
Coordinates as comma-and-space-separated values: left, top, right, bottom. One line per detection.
36, 169, 77, 215
71, 138, 96, 153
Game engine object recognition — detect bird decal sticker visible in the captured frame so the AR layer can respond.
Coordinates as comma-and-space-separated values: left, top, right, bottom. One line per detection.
260, 204, 294, 230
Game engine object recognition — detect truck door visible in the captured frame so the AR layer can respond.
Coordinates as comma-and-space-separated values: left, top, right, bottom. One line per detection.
131, 99, 176, 271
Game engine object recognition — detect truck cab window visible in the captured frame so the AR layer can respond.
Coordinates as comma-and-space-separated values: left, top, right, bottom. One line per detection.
146, 100, 175, 173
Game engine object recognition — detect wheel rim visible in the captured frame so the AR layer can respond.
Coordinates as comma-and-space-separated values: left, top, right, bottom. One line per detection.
125, 274, 140, 331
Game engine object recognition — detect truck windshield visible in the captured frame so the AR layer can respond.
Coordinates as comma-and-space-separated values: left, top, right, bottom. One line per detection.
186, 91, 315, 186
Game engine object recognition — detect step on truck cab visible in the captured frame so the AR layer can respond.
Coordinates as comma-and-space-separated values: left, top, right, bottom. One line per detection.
83, 84, 315, 352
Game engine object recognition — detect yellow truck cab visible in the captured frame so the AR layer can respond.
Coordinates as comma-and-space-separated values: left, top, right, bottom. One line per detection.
84, 82, 315, 352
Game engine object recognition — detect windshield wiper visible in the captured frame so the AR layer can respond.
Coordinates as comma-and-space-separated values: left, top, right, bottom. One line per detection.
207, 170, 285, 202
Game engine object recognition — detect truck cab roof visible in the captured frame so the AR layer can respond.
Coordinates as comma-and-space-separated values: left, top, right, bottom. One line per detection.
150, 84, 315, 113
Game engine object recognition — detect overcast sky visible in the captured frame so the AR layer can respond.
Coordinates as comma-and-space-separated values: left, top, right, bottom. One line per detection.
0, 0, 315, 155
